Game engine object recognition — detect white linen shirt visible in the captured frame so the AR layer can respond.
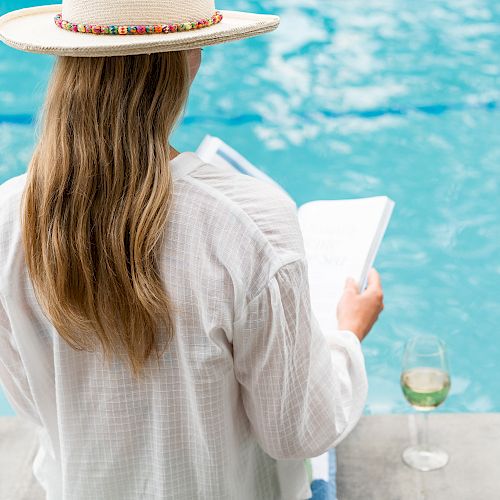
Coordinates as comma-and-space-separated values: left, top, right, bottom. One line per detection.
0, 151, 368, 500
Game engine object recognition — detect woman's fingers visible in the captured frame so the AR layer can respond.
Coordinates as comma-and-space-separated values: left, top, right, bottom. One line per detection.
366, 268, 384, 312
366, 268, 381, 291
344, 277, 359, 294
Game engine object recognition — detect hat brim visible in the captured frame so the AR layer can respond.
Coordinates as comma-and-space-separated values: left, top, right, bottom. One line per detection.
0, 4, 280, 57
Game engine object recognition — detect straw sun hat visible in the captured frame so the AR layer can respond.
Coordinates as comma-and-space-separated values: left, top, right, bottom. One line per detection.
0, 0, 280, 57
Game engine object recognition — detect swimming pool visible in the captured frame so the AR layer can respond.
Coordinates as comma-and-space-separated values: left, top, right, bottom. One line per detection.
1, 0, 499, 416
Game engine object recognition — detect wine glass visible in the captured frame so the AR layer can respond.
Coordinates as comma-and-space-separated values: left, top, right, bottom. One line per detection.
400, 334, 451, 471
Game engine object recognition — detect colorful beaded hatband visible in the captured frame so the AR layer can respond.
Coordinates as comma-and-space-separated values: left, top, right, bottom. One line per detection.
53, 11, 223, 35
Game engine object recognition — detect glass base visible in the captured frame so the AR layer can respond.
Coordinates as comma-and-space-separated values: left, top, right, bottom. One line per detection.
402, 445, 449, 471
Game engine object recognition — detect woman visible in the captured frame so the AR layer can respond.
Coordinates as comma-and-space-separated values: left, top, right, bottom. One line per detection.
0, 1, 383, 499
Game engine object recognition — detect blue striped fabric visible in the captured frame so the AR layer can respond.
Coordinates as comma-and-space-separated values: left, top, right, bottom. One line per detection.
310, 448, 337, 499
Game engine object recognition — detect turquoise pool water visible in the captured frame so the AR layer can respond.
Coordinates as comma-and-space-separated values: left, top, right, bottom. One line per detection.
1, 0, 499, 416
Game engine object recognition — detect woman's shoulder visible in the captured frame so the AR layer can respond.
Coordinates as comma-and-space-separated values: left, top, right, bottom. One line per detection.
0, 173, 27, 281
0, 172, 27, 226
180, 160, 306, 305
0, 172, 27, 199
183, 160, 305, 266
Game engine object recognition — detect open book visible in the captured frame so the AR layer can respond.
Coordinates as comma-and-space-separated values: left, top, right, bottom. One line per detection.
298, 197, 394, 332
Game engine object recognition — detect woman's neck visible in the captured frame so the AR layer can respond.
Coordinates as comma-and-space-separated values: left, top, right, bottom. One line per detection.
169, 145, 181, 160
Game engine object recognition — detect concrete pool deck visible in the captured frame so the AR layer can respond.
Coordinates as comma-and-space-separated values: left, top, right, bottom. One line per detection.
336, 413, 500, 500
1, 413, 500, 499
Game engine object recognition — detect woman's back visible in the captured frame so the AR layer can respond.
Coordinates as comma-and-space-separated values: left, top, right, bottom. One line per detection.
0, 4, 382, 496
0, 151, 314, 499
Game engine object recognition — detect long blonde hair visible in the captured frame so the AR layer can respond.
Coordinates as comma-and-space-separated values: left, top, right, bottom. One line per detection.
21, 52, 191, 378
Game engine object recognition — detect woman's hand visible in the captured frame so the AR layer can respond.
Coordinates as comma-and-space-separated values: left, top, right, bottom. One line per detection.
336, 268, 384, 342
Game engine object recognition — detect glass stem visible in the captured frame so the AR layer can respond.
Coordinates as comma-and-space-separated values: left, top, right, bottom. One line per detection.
419, 411, 429, 451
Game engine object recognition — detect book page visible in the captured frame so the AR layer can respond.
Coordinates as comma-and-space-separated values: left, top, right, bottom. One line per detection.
298, 197, 392, 333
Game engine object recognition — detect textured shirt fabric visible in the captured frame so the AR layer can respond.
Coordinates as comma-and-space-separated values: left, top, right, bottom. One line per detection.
0, 151, 368, 500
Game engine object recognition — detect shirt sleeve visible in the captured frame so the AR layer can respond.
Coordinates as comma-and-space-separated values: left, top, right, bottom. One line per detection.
232, 257, 368, 460
0, 295, 40, 424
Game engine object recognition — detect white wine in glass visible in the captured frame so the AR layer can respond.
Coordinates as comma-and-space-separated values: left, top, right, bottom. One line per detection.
401, 335, 451, 471
401, 367, 451, 411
